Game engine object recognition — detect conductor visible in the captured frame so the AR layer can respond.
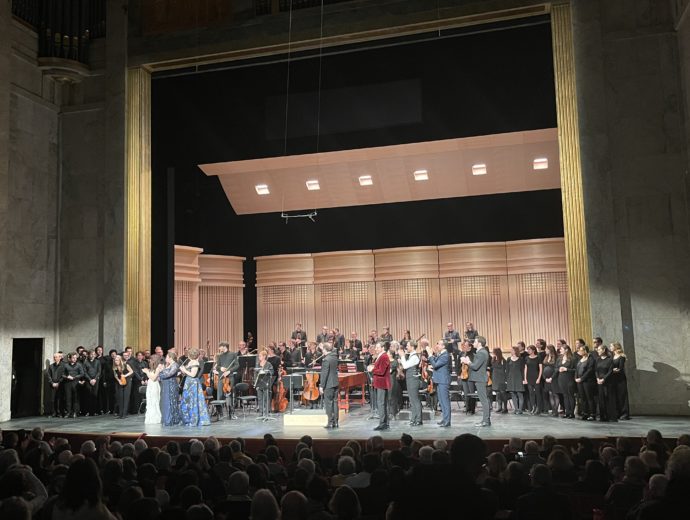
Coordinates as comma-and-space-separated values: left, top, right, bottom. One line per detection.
320, 343, 339, 429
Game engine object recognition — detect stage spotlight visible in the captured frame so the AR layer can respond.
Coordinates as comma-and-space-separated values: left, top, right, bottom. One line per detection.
472, 163, 487, 176
255, 184, 270, 195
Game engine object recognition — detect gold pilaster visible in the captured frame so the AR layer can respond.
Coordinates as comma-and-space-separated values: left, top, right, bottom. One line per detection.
125, 67, 152, 349
551, 3, 592, 342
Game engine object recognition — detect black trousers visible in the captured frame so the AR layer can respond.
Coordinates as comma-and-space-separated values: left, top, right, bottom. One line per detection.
131, 380, 144, 414
324, 386, 339, 425
63, 381, 80, 415
527, 382, 543, 413
461, 380, 476, 412
577, 381, 597, 417
50, 384, 64, 416
376, 387, 389, 427
116, 382, 132, 418
99, 381, 113, 413
476, 382, 491, 424
407, 378, 423, 423
597, 383, 617, 421
614, 377, 630, 418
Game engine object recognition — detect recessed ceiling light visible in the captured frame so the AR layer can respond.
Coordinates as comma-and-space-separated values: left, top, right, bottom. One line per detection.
472, 163, 487, 176
413, 169, 429, 181
533, 157, 549, 170
255, 184, 270, 195
306, 179, 320, 191
358, 175, 373, 186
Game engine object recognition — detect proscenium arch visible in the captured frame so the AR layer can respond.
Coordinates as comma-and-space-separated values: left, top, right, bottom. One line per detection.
124, 1, 592, 346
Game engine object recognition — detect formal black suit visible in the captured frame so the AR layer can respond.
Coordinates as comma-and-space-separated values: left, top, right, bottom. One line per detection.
468, 347, 491, 424
320, 351, 339, 427
47, 362, 64, 416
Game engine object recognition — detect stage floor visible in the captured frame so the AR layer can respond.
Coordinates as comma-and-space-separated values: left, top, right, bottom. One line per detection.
3, 405, 689, 442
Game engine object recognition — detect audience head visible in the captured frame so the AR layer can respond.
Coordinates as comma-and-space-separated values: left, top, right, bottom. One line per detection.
250, 489, 280, 520
281, 490, 308, 520
329, 485, 361, 520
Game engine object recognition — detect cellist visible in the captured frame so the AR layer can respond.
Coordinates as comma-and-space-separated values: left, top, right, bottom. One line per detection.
214, 342, 239, 420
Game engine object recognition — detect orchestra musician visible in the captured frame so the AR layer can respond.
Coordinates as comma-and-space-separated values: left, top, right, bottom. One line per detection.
340, 340, 358, 361
367, 330, 378, 348
444, 322, 461, 359
304, 342, 322, 367
349, 332, 363, 353
320, 343, 339, 429
459, 340, 477, 415
214, 342, 239, 420
379, 327, 393, 343
428, 340, 451, 427
255, 350, 274, 417
47, 352, 64, 417
333, 328, 345, 351
370, 342, 391, 431
291, 323, 307, 346
401, 340, 423, 426
464, 322, 479, 342
237, 341, 250, 357
287, 339, 303, 368
317, 326, 330, 344
462, 336, 491, 427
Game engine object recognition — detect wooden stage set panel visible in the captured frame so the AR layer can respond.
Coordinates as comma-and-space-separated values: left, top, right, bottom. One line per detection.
174, 246, 245, 356
255, 239, 570, 349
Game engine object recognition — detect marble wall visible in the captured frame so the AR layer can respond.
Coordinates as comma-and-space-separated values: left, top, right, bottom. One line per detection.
573, 0, 690, 415
0, 3, 129, 420
0, 8, 60, 421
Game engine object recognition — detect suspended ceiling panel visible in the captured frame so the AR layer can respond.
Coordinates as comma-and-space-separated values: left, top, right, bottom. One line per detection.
199, 128, 560, 215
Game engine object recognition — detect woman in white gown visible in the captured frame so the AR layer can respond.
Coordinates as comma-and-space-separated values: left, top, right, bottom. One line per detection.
143, 356, 162, 424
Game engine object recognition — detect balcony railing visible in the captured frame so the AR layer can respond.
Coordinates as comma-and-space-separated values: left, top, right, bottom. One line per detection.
11, 0, 106, 66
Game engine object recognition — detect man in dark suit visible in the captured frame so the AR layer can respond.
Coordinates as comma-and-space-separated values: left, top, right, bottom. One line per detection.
429, 340, 451, 427
444, 322, 461, 356
463, 336, 491, 427
291, 323, 307, 347
317, 326, 330, 344
320, 343, 339, 429
47, 352, 64, 417
350, 331, 363, 353
216, 341, 240, 419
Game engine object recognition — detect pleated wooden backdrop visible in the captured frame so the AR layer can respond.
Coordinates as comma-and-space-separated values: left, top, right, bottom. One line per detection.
174, 246, 245, 357
255, 239, 570, 350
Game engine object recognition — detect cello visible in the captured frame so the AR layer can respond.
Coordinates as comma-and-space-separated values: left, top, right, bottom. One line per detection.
302, 371, 320, 404
272, 365, 288, 412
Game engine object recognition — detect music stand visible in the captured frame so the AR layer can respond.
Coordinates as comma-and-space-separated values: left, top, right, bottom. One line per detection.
283, 372, 305, 414
253, 368, 275, 422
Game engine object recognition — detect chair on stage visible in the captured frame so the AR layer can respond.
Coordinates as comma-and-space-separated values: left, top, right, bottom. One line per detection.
233, 382, 257, 418
138, 385, 147, 414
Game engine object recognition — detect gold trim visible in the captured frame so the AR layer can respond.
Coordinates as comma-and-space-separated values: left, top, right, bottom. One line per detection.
550, 3, 592, 342
143, 4, 551, 72
125, 68, 152, 349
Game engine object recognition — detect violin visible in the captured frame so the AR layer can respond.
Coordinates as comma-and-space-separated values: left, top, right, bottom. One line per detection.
272, 364, 288, 412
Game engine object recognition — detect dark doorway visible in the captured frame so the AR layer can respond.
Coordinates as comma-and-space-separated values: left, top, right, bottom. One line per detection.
11, 338, 44, 418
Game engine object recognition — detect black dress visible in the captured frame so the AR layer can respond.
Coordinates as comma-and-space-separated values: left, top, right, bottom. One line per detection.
595, 355, 617, 421
542, 358, 559, 415
557, 356, 577, 417
491, 358, 508, 411
611, 355, 630, 419
575, 355, 597, 419
506, 357, 525, 412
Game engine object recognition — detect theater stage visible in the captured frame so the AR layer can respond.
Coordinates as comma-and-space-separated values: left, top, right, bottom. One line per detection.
3, 405, 688, 449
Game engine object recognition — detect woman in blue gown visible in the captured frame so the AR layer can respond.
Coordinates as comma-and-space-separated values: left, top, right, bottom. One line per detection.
179, 348, 211, 426
159, 352, 181, 426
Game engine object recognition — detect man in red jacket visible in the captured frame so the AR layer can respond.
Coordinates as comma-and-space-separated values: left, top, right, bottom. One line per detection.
369, 342, 391, 431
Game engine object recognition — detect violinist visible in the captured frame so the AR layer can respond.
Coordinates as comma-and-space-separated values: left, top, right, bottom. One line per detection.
428, 340, 451, 428
459, 340, 477, 415
304, 342, 321, 367
215, 342, 239, 420
320, 343, 339, 429
388, 342, 403, 420
401, 341, 423, 426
